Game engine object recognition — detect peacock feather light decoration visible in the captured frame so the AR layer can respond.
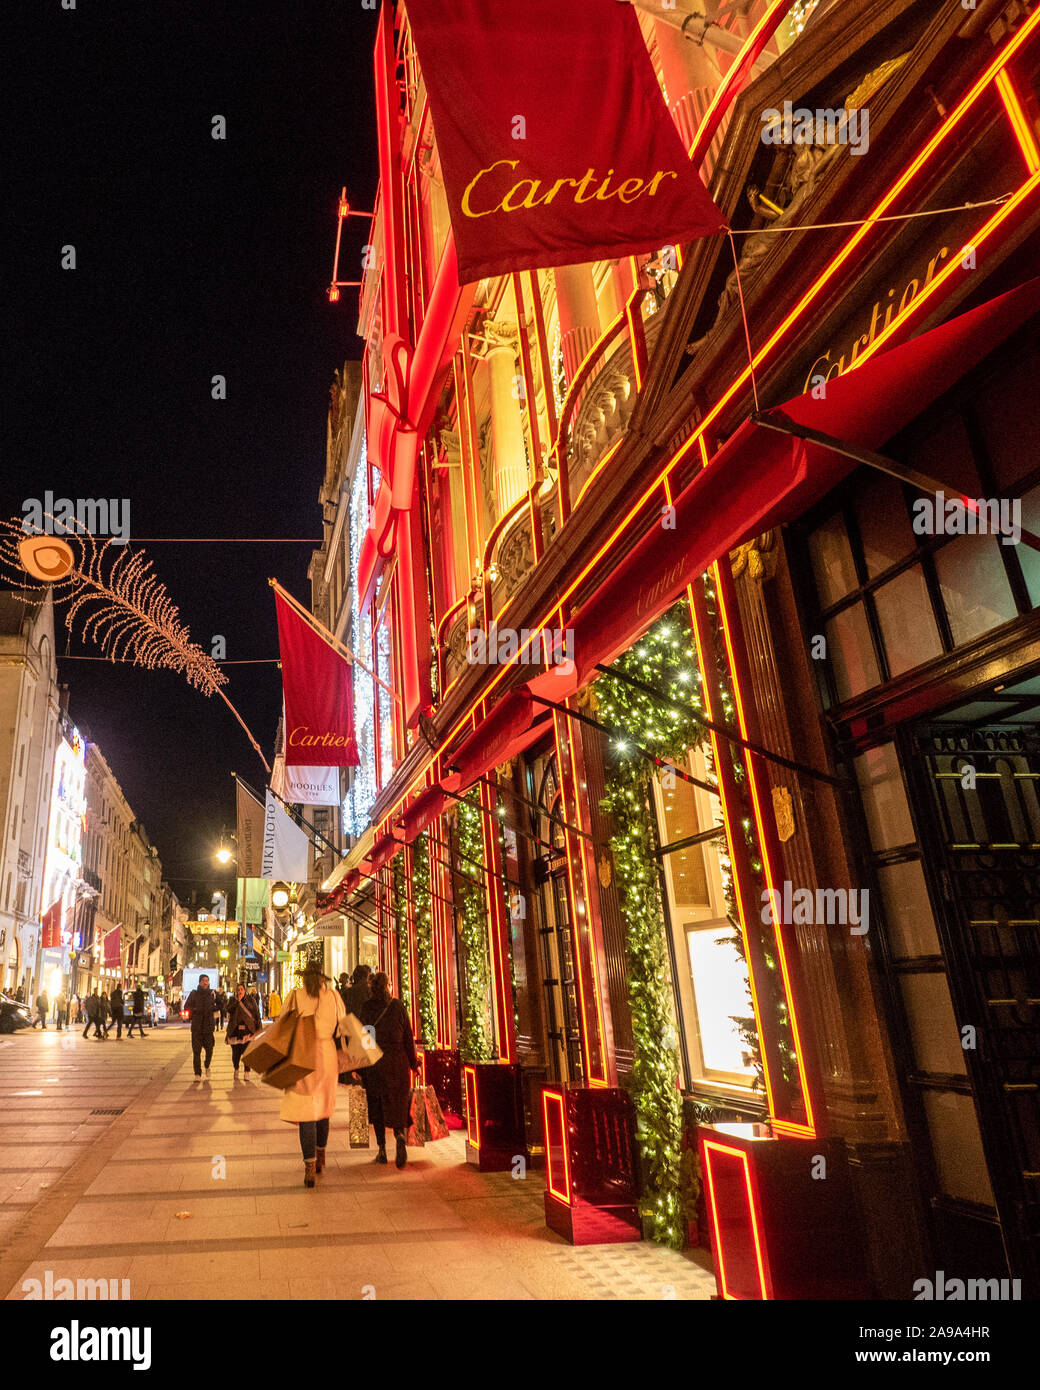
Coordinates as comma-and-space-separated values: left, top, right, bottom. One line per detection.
1, 517, 270, 771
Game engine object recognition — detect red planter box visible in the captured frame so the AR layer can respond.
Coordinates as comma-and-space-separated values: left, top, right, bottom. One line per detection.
542, 1084, 642, 1245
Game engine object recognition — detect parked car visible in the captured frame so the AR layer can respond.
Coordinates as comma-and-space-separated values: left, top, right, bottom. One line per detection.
0, 993, 33, 1034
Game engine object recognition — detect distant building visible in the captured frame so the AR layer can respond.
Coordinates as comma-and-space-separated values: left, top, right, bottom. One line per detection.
0, 591, 59, 997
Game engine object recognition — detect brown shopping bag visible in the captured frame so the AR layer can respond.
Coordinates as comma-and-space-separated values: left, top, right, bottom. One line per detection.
261, 1013, 318, 1090
407, 1086, 432, 1147
423, 1084, 450, 1141
335, 1012, 383, 1072
347, 1084, 370, 1148
243, 1000, 298, 1074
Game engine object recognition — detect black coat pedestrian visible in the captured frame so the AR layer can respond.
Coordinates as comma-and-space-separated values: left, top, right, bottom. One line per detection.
132, 987, 146, 1017
183, 987, 218, 1037
359, 996, 418, 1131
341, 982, 370, 1018
226, 994, 260, 1039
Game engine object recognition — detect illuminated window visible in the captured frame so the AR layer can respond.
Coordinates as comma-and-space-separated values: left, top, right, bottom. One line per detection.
654, 746, 758, 1091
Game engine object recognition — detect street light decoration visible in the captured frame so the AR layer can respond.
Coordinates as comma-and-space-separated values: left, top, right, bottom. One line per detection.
1, 516, 271, 772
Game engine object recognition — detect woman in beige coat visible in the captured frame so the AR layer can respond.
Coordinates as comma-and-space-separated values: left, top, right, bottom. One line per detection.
279, 962, 347, 1187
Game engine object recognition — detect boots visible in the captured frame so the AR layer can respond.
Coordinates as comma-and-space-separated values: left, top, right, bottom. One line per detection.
315, 1147, 326, 1175
374, 1144, 388, 1164
303, 1158, 317, 1188
394, 1129, 407, 1169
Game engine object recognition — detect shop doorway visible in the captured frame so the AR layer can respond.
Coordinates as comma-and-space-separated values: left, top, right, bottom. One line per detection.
527, 750, 584, 1085
900, 682, 1040, 1295
854, 672, 1040, 1294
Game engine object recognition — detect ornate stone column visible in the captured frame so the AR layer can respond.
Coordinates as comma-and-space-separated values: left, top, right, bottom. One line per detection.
552, 264, 601, 387
484, 323, 528, 519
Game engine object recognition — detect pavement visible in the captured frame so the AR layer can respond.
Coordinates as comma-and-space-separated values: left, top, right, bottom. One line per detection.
0, 1021, 715, 1301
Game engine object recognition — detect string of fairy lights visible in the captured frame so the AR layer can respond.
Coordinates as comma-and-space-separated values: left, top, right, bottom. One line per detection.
411, 833, 437, 1046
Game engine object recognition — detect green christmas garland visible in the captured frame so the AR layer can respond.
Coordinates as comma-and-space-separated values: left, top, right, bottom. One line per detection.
391, 853, 411, 1016
454, 799, 495, 1062
597, 597, 769, 1246
412, 832, 437, 1046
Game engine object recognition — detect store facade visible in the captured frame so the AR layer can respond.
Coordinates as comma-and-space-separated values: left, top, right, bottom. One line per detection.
321, 0, 1040, 1296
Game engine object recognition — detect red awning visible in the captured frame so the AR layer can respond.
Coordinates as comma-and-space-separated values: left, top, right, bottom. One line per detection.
443, 690, 549, 792
398, 784, 451, 842
565, 275, 1040, 688
362, 833, 404, 876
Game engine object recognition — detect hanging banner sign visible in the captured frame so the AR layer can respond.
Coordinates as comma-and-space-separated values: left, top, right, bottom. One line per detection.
274, 591, 359, 768
282, 764, 340, 806
403, 0, 724, 283
237, 781, 266, 877
261, 791, 310, 882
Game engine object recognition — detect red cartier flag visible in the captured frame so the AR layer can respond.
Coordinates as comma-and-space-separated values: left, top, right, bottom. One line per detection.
403, 0, 725, 283
41, 901, 62, 950
274, 591, 360, 769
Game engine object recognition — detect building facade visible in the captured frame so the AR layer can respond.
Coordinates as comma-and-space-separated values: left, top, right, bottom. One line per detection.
318, 0, 1040, 1297
0, 591, 60, 999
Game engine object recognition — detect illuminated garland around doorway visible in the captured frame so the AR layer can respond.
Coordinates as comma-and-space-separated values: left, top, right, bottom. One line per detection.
597, 598, 762, 1247
454, 800, 495, 1062
391, 853, 411, 1016
412, 833, 437, 1046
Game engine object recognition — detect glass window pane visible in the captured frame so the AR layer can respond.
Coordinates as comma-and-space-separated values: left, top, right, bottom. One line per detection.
854, 741, 915, 851
935, 536, 1017, 646
877, 859, 941, 958
809, 513, 857, 606
921, 1090, 995, 1207
686, 926, 756, 1079
898, 972, 967, 1076
659, 778, 711, 911
874, 565, 944, 676
856, 475, 917, 578
825, 602, 880, 701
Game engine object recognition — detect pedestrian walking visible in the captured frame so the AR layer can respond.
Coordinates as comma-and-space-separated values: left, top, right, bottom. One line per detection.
215, 989, 228, 1031
182, 974, 218, 1078
82, 990, 105, 1039
247, 987, 262, 1024
14, 986, 25, 1003
279, 962, 347, 1188
337, 965, 371, 1087
98, 992, 111, 1035
107, 984, 125, 1039
341, 964, 371, 1017
127, 985, 147, 1038
54, 990, 67, 1031
268, 988, 282, 1019
32, 990, 50, 1029
359, 972, 419, 1169
226, 983, 260, 1078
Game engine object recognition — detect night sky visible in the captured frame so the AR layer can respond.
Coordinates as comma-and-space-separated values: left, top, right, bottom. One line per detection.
6, 2, 377, 900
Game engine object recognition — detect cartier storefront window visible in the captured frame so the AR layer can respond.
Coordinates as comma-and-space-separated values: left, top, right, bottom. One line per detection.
653, 746, 758, 1094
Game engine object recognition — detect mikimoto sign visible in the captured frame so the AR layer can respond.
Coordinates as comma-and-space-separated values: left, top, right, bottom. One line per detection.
313, 913, 346, 939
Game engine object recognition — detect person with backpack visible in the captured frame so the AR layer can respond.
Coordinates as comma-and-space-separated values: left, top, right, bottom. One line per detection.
279, 962, 347, 1187
359, 972, 419, 1169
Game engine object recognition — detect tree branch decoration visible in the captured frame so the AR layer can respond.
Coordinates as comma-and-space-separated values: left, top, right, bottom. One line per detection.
1, 518, 270, 772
